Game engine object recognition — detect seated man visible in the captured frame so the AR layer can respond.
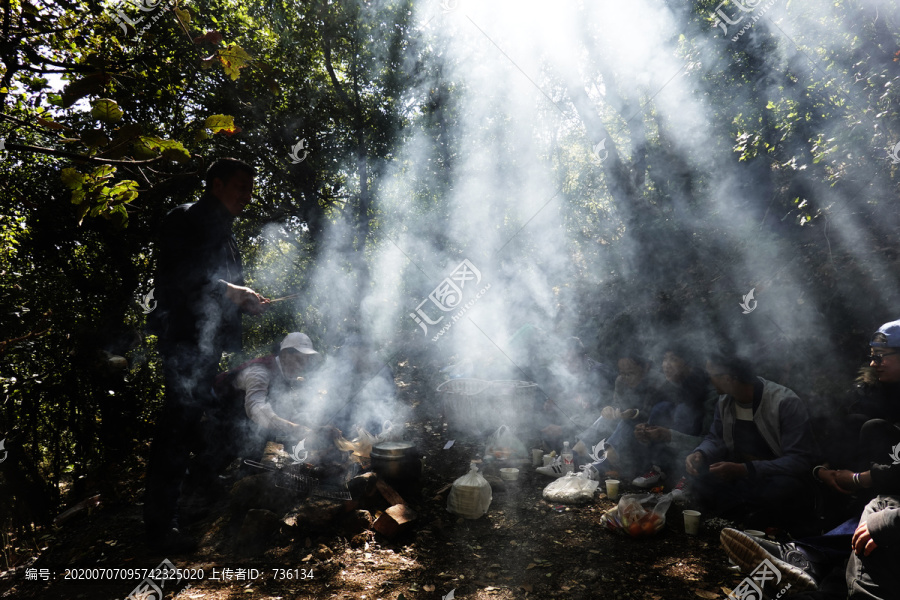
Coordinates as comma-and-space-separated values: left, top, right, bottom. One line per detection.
629, 345, 718, 493
200, 332, 333, 478
684, 353, 818, 526
563, 353, 668, 478
720, 459, 900, 598
842, 320, 900, 469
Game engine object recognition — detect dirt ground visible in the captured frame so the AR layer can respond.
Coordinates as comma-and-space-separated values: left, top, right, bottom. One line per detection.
0, 358, 748, 600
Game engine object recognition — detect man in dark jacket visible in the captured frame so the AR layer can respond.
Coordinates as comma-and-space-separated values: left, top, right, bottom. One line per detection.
685, 353, 818, 526
143, 158, 269, 552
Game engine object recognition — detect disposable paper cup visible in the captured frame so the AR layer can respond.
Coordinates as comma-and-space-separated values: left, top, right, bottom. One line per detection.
605, 479, 620, 499
683, 510, 701, 535
744, 529, 766, 539
532, 448, 544, 466
500, 468, 520, 481
543, 455, 553, 467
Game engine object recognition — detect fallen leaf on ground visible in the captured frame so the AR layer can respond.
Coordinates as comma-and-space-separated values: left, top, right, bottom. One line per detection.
694, 591, 719, 599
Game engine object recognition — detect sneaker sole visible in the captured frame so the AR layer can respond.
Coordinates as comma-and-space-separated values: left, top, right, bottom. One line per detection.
719, 528, 817, 593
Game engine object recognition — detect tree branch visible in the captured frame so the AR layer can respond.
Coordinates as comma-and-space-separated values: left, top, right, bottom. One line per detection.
3, 142, 165, 166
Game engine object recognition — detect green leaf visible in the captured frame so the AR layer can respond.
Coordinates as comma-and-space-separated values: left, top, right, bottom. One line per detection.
93, 165, 116, 179
204, 114, 241, 136
91, 99, 124, 123
132, 138, 158, 159
75, 198, 91, 224
60, 168, 84, 190
71, 189, 86, 206
218, 45, 252, 80
139, 136, 191, 163
174, 7, 191, 23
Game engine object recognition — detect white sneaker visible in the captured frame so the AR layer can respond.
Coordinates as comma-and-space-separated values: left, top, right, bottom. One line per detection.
670, 476, 688, 502
632, 466, 664, 488
536, 462, 567, 478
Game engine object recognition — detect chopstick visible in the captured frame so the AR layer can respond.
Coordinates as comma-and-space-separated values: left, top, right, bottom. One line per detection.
267, 293, 301, 303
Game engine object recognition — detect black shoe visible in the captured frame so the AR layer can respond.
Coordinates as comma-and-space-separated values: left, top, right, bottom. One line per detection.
720, 528, 819, 593
752, 534, 830, 583
148, 527, 198, 555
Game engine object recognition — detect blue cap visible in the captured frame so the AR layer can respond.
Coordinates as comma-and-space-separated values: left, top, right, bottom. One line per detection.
870, 320, 900, 348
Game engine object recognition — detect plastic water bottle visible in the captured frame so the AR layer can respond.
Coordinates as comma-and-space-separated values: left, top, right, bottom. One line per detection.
562, 441, 574, 474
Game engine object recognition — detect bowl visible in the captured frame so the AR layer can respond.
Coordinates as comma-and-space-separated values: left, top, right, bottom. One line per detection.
499, 468, 520, 481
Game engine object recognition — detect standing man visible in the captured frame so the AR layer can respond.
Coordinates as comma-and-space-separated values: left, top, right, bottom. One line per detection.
144, 158, 269, 552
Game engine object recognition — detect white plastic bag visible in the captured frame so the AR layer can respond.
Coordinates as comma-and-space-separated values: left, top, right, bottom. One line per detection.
447, 463, 492, 519
542, 471, 599, 504
600, 492, 674, 537
484, 425, 527, 460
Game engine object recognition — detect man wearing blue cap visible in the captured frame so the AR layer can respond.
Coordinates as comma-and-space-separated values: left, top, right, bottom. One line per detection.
843, 319, 900, 468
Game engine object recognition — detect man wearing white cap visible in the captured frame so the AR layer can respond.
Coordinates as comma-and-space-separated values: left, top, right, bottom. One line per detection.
211, 332, 322, 444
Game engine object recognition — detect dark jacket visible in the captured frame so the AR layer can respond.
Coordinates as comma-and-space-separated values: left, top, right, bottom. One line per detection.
149, 193, 244, 354
848, 381, 900, 424
694, 377, 818, 479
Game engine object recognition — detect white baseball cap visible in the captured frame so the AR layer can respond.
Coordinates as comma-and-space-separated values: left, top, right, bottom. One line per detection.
280, 332, 318, 354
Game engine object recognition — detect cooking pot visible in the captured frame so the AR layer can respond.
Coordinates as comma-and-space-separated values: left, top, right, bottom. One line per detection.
370, 441, 422, 481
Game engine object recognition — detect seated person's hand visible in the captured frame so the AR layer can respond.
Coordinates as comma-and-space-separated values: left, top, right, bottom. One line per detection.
853, 521, 878, 557
816, 468, 851, 495
634, 423, 649, 443
600, 405, 620, 421
635, 424, 670, 444
685, 451, 706, 476
708, 461, 748, 482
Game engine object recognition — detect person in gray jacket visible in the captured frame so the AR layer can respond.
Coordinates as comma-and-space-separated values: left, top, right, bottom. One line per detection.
684, 352, 818, 524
